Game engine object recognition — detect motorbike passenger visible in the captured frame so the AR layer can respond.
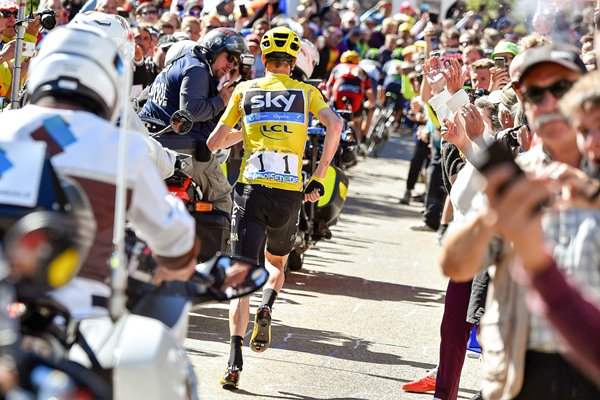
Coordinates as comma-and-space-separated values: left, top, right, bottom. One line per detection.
0, 26, 199, 319
324, 49, 375, 154
139, 27, 250, 215
207, 26, 342, 390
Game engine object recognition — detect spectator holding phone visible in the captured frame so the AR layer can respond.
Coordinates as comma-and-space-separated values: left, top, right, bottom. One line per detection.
489, 40, 518, 91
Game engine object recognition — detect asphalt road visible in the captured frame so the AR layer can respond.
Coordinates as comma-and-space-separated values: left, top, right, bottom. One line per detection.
186, 133, 481, 400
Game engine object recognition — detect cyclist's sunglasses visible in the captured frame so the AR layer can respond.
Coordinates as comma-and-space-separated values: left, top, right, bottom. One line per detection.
514, 79, 575, 105
0, 10, 18, 18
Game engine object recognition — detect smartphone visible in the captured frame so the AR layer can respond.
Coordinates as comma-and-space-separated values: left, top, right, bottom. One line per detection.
470, 140, 523, 194
494, 56, 506, 69
239, 4, 248, 18
430, 12, 439, 24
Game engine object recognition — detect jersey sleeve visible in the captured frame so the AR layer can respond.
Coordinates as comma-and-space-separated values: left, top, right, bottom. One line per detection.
308, 86, 329, 117
219, 84, 243, 127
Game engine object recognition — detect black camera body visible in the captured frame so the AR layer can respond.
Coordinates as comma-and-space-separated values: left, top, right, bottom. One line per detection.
496, 125, 523, 150
36, 8, 57, 31
238, 53, 255, 81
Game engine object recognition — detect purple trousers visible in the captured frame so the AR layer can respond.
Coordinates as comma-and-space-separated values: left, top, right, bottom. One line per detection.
435, 280, 474, 400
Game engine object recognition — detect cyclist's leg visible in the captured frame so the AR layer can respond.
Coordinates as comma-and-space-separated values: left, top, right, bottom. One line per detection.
352, 116, 363, 143
250, 189, 303, 351
224, 184, 268, 379
264, 251, 287, 292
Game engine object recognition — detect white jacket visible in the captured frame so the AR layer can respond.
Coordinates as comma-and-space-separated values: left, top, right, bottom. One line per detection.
0, 105, 195, 283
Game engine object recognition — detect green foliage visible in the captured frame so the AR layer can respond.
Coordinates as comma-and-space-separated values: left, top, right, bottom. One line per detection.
465, 0, 514, 12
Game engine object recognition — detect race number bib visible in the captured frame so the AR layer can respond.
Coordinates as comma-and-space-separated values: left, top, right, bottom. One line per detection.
243, 151, 299, 184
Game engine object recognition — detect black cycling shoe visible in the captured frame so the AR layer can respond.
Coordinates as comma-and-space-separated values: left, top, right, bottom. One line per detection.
220, 365, 241, 390
250, 305, 272, 353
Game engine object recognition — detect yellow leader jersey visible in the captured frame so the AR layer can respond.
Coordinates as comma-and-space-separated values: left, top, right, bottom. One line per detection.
220, 73, 329, 192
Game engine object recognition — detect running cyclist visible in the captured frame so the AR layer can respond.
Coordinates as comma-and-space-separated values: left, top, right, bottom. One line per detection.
207, 26, 342, 390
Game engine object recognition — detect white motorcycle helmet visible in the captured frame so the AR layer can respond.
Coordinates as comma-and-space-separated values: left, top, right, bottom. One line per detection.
164, 40, 197, 66
28, 26, 123, 121
294, 39, 320, 80
70, 11, 135, 60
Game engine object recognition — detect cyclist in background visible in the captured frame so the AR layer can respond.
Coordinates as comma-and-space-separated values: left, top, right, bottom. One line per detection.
325, 50, 375, 154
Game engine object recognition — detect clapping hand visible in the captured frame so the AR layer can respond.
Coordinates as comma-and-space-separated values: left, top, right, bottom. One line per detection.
459, 103, 486, 141
441, 117, 467, 150
441, 58, 464, 94
423, 56, 445, 94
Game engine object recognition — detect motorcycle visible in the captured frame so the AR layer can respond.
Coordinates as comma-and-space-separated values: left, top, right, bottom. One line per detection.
286, 124, 350, 272
8, 251, 267, 400
0, 140, 267, 400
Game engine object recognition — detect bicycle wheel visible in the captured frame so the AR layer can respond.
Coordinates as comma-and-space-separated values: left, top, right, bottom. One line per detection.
368, 116, 387, 157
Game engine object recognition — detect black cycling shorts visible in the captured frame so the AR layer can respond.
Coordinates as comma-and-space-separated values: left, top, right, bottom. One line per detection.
231, 183, 303, 260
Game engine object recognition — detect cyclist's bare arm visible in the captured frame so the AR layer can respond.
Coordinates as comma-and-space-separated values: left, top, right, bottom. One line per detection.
207, 122, 243, 152
313, 107, 343, 179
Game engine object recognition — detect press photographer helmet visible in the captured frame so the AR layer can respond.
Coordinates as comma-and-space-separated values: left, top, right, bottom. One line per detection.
197, 28, 247, 65
28, 26, 124, 121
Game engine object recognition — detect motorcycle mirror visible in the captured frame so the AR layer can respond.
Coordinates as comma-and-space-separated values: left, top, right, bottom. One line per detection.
170, 110, 193, 135
193, 254, 268, 301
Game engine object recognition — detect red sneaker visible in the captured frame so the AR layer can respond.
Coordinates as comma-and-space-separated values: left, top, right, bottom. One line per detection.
401, 373, 436, 393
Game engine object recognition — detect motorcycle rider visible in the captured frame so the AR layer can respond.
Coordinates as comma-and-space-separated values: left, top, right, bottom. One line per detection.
0, 26, 199, 319
207, 26, 342, 390
139, 27, 250, 215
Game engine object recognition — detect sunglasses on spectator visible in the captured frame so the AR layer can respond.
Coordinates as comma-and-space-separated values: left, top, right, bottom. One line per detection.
516, 79, 575, 105
226, 53, 239, 67
141, 9, 158, 15
0, 10, 18, 18
188, 8, 201, 16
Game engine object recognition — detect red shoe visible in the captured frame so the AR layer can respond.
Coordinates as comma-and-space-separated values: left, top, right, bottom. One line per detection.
401, 373, 436, 393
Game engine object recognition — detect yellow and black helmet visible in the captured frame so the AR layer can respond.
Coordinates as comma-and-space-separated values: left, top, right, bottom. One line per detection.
260, 26, 301, 58
340, 50, 360, 64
